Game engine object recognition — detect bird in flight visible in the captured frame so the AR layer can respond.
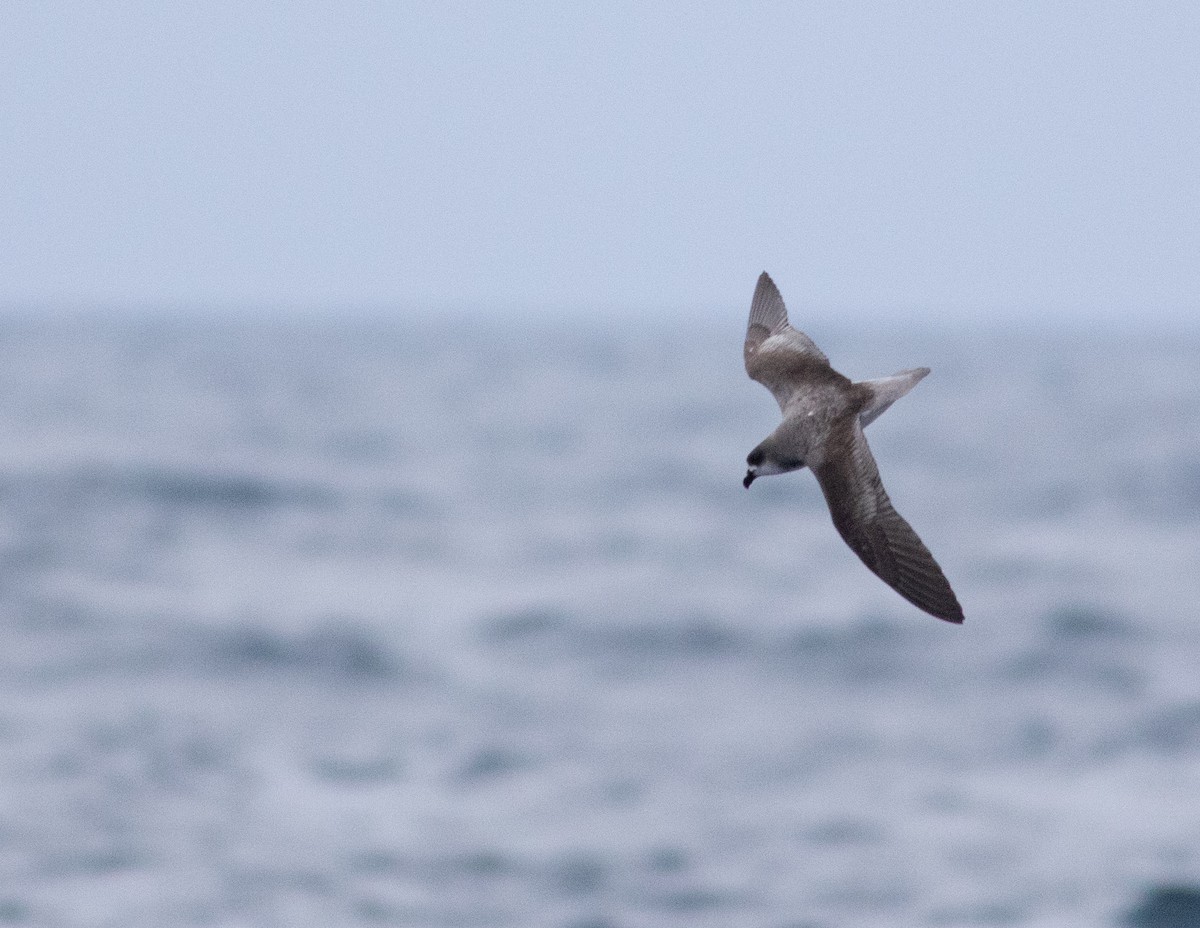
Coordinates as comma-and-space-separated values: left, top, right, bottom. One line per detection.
742, 272, 964, 624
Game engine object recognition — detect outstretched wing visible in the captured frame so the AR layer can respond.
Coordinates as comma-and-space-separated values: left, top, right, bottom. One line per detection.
744, 272, 834, 412
812, 419, 964, 623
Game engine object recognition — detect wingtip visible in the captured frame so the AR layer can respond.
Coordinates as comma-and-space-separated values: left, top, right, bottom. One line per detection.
751, 271, 783, 306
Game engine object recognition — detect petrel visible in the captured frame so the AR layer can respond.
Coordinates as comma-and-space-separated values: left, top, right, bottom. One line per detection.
742, 272, 964, 624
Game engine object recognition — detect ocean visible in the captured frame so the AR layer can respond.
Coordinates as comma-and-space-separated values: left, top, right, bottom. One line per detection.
0, 313, 1197, 927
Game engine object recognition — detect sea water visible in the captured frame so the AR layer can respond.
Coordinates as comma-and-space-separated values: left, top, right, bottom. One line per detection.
0, 313, 1197, 927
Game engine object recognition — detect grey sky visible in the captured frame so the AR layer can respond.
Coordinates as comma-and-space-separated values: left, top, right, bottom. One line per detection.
3, 2, 1198, 322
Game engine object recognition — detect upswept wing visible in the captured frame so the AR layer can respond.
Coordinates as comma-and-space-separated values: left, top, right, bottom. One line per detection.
812, 419, 964, 623
744, 272, 832, 412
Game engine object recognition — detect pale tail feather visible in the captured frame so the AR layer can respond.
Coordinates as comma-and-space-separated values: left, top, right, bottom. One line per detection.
857, 368, 930, 428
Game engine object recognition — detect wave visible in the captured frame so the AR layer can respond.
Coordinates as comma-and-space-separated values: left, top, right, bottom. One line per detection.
5, 611, 410, 686
88, 466, 340, 513
475, 605, 961, 685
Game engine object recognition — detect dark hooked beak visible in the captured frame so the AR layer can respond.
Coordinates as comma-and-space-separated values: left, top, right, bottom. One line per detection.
743, 470, 755, 489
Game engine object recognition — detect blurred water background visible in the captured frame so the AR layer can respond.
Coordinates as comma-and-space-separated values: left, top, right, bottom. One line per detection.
0, 312, 1198, 927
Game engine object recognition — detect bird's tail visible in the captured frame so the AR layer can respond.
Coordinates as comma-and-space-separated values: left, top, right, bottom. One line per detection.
857, 368, 930, 428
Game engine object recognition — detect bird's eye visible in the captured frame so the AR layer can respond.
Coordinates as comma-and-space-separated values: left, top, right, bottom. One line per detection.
747, 449, 765, 467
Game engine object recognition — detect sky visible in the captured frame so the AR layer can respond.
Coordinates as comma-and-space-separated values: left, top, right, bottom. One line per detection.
3, 2, 1198, 323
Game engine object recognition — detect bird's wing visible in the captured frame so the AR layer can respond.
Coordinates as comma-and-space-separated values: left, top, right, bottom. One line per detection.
812, 419, 964, 623
744, 272, 832, 412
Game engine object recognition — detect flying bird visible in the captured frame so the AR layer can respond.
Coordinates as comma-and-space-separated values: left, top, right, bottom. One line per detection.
742, 272, 964, 624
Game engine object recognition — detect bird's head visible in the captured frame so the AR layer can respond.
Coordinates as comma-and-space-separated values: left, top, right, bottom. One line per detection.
743, 441, 803, 488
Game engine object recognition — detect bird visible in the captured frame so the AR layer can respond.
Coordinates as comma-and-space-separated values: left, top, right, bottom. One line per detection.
742, 271, 964, 624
